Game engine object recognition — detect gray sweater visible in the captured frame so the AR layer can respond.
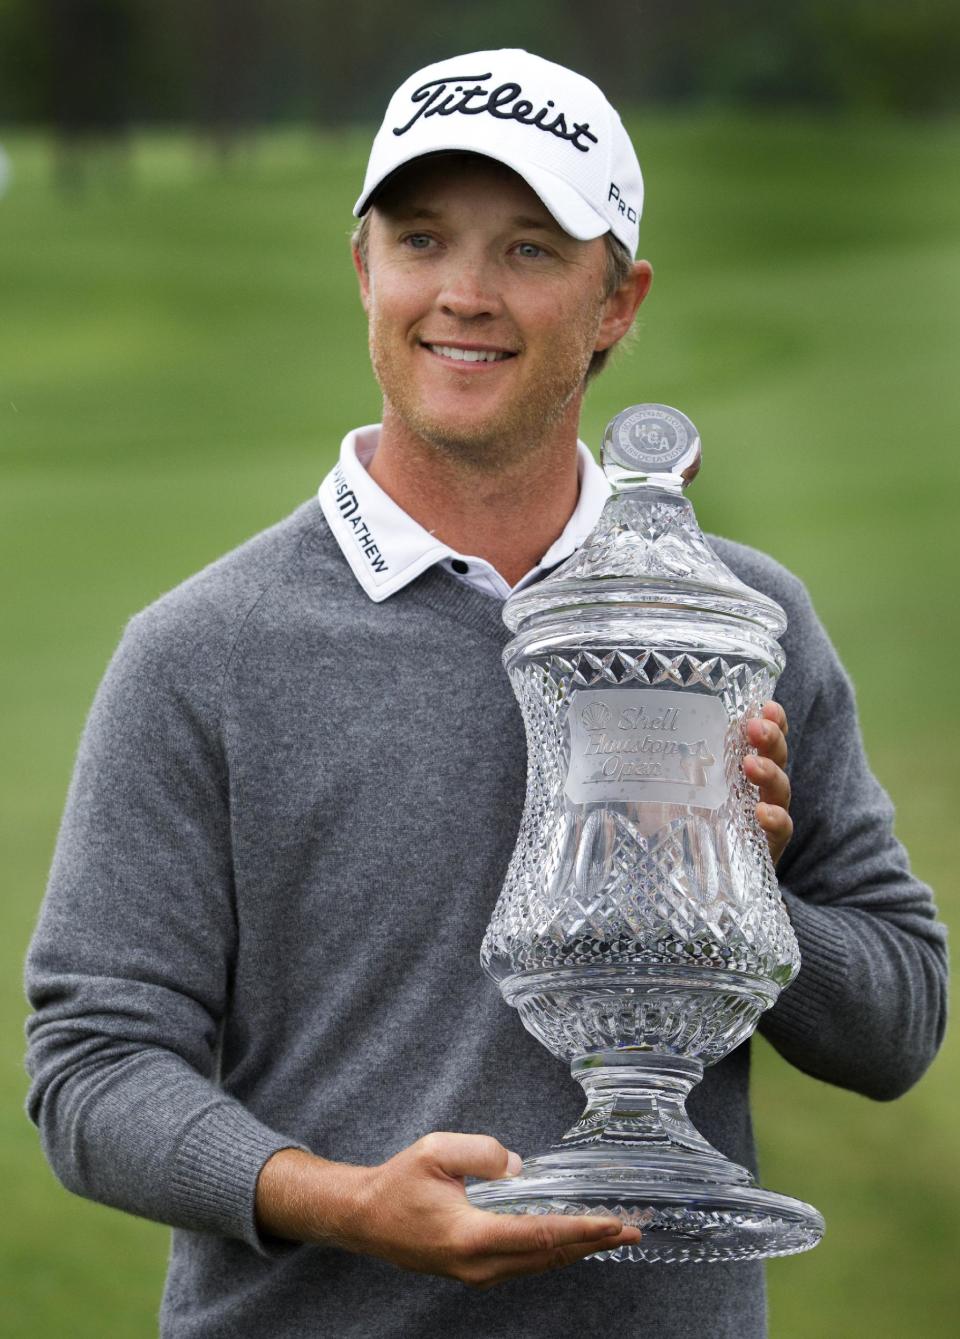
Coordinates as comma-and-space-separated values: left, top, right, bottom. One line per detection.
24, 499, 947, 1338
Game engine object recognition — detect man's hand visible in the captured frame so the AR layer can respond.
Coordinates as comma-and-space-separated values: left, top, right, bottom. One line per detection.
256, 1136, 641, 1289
743, 701, 792, 866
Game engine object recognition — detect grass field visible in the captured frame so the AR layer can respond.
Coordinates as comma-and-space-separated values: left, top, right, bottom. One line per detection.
1, 116, 958, 1335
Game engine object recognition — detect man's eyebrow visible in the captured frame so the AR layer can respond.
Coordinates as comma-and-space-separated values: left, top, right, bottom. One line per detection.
509, 215, 556, 231
383, 207, 559, 231
386, 205, 443, 220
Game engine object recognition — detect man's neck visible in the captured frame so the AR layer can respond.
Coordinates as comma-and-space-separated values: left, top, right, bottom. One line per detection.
367, 406, 583, 587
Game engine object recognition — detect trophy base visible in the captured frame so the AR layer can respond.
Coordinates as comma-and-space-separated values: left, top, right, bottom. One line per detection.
466, 1161, 823, 1263
466, 1052, 824, 1263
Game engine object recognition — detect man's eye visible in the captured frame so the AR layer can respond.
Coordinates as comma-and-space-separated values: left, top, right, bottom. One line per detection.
515, 242, 546, 259
403, 233, 434, 250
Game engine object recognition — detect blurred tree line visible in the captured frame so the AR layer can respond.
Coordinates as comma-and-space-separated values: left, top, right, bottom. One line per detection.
0, 0, 957, 142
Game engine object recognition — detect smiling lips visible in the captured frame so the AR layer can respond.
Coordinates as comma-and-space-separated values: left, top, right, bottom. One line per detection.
422, 342, 516, 365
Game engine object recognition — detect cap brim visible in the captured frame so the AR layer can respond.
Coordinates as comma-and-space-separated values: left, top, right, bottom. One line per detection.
353, 143, 609, 243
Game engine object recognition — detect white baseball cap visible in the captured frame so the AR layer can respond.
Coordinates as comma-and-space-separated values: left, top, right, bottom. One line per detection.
354, 49, 644, 257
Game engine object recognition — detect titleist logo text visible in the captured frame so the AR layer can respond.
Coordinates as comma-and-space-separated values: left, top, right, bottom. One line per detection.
392, 71, 599, 152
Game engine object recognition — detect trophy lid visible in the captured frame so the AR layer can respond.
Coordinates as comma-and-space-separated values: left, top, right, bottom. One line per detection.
503, 404, 787, 636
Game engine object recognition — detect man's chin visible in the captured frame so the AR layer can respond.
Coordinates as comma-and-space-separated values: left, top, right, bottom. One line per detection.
420, 422, 537, 470
394, 406, 528, 465
379, 373, 585, 468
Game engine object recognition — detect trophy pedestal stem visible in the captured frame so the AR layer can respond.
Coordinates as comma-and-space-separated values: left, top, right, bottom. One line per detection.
466, 1048, 824, 1263
558, 1051, 745, 1178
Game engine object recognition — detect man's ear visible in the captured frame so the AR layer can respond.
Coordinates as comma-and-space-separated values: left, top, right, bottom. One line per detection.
352, 243, 371, 312
595, 260, 653, 353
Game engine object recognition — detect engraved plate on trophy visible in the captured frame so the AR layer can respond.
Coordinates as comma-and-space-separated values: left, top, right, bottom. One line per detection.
565, 688, 728, 808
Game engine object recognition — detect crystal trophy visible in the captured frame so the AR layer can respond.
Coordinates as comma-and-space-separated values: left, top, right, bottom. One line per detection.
466, 405, 824, 1263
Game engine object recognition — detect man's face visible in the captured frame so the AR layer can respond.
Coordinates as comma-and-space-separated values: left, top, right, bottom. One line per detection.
355, 155, 624, 469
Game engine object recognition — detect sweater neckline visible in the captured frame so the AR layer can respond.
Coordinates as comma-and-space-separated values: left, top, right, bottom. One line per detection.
307, 501, 511, 644
402, 565, 512, 644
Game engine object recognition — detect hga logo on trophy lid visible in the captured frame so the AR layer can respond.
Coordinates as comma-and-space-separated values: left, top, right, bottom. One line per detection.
602, 404, 700, 476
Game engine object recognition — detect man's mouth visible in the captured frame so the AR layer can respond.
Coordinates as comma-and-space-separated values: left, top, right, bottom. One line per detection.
422, 343, 516, 364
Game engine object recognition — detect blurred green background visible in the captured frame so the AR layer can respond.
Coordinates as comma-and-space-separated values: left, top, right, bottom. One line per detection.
2, 4, 959, 1336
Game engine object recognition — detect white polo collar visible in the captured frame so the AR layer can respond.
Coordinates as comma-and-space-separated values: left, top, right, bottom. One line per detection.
317, 425, 610, 603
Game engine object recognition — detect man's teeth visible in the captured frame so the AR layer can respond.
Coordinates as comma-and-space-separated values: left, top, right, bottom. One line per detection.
428, 345, 510, 363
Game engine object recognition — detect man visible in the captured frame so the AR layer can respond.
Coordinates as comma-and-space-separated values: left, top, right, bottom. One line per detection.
25, 50, 946, 1339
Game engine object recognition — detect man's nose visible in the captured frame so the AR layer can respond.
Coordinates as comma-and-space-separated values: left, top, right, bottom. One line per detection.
435, 258, 504, 320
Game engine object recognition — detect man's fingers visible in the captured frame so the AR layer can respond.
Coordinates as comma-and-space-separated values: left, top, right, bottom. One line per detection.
746, 717, 788, 770
743, 753, 791, 809
415, 1132, 520, 1182
476, 1209, 633, 1256
756, 802, 793, 866
743, 707, 793, 867
757, 802, 793, 839
468, 1229, 643, 1286
761, 700, 788, 735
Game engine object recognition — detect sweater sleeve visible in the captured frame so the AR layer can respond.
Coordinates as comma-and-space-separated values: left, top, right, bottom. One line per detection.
23, 607, 307, 1252
757, 577, 948, 1100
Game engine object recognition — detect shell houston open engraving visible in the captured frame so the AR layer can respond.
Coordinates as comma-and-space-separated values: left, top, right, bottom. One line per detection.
565, 687, 729, 807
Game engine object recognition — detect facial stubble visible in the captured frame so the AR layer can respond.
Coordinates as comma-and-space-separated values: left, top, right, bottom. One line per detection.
367, 295, 607, 474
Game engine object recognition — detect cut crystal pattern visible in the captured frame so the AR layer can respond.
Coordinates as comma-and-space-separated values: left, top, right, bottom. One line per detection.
504, 491, 788, 635
481, 649, 799, 1019
509, 1202, 823, 1264
565, 495, 730, 583
513, 982, 768, 1064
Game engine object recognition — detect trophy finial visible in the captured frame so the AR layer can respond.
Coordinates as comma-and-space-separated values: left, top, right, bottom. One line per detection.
601, 403, 701, 489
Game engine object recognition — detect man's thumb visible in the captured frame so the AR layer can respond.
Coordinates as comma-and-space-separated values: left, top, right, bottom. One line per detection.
417, 1132, 523, 1180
